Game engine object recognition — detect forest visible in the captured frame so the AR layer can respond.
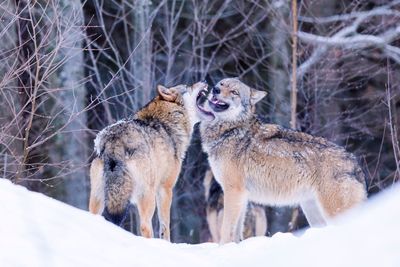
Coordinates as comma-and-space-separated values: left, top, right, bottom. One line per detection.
0, 0, 399, 244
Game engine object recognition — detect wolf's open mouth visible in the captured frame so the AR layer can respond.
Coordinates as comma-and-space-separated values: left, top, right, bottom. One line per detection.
208, 96, 230, 112
196, 89, 215, 119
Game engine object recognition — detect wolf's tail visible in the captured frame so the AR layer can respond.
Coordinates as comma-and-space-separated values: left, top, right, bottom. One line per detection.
101, 142, 132, 226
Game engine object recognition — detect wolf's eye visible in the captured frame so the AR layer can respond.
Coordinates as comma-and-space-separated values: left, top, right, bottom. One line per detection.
231, 90, 239, 96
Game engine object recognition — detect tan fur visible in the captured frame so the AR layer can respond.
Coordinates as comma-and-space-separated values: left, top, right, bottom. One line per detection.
89, 82, 207, 241
197, 78, 367, 243
89, 157, 104, 214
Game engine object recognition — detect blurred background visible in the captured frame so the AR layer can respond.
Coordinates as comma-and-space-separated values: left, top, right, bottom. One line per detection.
0, 0, 399, 243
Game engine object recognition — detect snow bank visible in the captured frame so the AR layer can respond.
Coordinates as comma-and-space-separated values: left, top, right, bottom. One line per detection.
0, 179, 399, 267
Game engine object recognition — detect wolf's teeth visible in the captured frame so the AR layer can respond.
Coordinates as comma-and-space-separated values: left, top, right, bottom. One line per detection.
217, 101, 226, 106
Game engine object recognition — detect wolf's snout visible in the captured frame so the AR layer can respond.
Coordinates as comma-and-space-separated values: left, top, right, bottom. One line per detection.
199, 81, 208, 90
212, 86, 220, 95
196, 88, 209, 106
193, 81, 208, 91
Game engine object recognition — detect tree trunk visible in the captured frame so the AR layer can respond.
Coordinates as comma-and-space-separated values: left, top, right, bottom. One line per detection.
0, 1, 20, 180
267, 2, 291, 127
14, 0, 44, 185
130, 0, 153, 110
47, 0, 88, 209
264, 2, 296, 234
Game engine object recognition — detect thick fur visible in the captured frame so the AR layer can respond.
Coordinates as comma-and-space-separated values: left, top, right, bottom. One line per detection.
197, 78, 367, 243
89, 82, 207, 241
203, 169, 267, 242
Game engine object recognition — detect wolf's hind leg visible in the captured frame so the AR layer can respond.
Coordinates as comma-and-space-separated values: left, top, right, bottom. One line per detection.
156, 185, 173, 241
317, 178, 367, 218
156, 167, 179, 241
300, 198, 327, 227
89, 158, 105, 214
137, 188, 156, 238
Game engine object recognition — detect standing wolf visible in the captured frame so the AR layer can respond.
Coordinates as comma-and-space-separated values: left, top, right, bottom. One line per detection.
89, 82, 207, 241
196, 77, 367, 244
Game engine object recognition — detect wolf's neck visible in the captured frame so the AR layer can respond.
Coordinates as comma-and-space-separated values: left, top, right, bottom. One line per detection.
136, 98, 189, 130
134, 98, 192, 160
200, 115, 256, 144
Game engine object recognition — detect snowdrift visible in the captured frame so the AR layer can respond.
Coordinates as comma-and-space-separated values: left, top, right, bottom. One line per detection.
0, 179, 399, 267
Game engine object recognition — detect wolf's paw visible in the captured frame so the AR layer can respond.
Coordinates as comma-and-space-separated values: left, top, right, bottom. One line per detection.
159, 224, 170, 241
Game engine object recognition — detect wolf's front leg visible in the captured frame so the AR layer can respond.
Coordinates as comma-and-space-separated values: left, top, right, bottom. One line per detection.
220, 188, 248, 244
235, 204, 248, 241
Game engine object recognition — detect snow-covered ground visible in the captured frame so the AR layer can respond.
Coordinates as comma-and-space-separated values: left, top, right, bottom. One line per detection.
0, 179, 399, 267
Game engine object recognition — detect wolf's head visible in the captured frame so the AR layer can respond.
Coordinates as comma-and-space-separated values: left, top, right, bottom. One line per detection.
157, 81, 208, 128
196, 77, 266, 123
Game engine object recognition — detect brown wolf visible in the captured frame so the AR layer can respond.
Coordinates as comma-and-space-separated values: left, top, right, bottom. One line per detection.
196, 77, 367, 243
89, 82, 207, 241
203, 169, 267, 242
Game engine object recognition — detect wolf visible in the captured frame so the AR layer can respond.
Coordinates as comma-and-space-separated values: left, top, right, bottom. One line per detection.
89, 82, 207, 241
195, 77, 367, 243
203, 169, 267, 242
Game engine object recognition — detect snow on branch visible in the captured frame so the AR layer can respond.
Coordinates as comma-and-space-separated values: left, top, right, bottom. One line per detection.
297, 1, 400, 77
298, 0, 400, 24
298, 26, 400, 48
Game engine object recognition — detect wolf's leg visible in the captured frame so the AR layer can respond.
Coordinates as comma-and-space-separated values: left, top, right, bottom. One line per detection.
220, 188, 248, 244
300, 198, 327, 227
254, 205, 267, 236
89, 158, 104, 214
137, 189, 156, 238
206, 208, 220, 242
216, 208, 223, 242
156, 166, 180, 241
156, 185, 173, 241
235, 202, 248, 241
316, 178, 367, 218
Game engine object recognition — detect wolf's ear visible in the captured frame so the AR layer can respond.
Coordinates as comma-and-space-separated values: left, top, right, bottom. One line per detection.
250, 88, 267, 105
157, 85, 178, 102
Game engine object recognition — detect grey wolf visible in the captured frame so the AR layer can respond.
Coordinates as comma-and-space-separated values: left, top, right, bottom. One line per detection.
196, 77, 367, 243
89, 82, 207, 241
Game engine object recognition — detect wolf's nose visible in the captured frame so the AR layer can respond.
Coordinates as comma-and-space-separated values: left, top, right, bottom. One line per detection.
212, 86, 220, 94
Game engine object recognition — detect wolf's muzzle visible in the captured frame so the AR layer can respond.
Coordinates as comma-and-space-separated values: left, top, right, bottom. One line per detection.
212, 86, 221, 95
209, 95, 230, 112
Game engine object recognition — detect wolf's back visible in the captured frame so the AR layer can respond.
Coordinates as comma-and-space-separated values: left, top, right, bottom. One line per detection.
97, 131, 133, 226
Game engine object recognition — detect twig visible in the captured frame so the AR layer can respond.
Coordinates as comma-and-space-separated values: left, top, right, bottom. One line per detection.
290, 0, 298, 130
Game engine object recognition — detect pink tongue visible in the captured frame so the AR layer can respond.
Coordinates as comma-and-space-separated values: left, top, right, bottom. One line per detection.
211, 97, 220, 104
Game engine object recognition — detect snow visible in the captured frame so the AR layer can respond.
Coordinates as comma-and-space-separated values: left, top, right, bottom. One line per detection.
0, 179, 399, 267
